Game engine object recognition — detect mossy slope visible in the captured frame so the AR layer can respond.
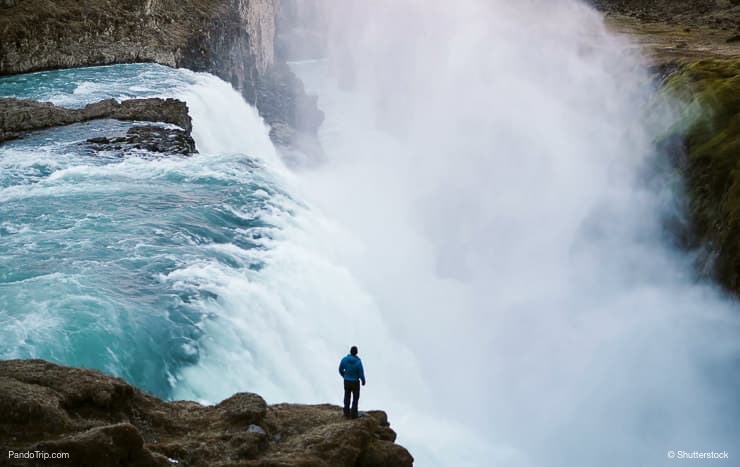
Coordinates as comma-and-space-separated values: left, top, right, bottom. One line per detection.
664, 58, 740, 293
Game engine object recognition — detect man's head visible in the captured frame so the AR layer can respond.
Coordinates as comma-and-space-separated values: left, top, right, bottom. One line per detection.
350, 346, 358, 356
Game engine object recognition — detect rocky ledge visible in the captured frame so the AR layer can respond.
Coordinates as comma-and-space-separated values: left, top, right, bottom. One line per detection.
0, 359, 413, 467
0, 97, 191, 141
0, 97, 196, 155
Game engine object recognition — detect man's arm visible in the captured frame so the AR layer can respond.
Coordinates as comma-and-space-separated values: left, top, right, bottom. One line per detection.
338, 359, 345, 378
360, 361, 366, 385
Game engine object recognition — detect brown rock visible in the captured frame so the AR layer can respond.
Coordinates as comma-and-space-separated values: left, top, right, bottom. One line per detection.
217, 392, 268, 425
0, 360, 414, 466
31, 424, 166, 467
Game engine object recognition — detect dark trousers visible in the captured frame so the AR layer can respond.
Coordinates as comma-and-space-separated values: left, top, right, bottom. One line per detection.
343, 380, 360, 418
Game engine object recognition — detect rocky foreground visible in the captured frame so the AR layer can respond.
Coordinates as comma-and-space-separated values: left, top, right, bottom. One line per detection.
0, 360, 413, 467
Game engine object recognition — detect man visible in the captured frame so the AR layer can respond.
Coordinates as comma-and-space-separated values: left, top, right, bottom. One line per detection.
338, 345, 366, 419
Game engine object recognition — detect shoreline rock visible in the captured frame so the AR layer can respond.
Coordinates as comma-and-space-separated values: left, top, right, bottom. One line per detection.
87, 125, 197, 156
0, 359, 414, 466
0, 97, 192, 143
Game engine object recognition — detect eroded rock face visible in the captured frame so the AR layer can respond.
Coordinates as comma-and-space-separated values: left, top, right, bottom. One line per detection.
0, 97, 192, 143
0, 359, 414, 466
0, 0, 323, 151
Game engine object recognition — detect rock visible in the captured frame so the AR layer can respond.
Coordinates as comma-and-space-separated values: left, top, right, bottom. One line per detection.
0, 0, 323, 152
87, 126, 197, 156
257, 62, 325, 158
247, 424, 267, 435
217, 393, 267, 425
358, 441, 416, 467
0, 359, 414, 466
0, 376, 71, 436
30, 424, 166, 467
0, 97, 192, 143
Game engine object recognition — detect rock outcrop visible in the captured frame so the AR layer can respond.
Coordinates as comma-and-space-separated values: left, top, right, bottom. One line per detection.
0, 97, 192, 141
0, 359, 413, 466
87, 125, 196, 156
0, 0, 323, 151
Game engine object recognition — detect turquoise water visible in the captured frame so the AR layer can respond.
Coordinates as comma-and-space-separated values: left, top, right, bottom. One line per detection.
0, 64, 287, 396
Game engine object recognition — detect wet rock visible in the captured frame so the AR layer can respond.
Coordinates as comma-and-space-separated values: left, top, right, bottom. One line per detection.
0, 97, 192, 143
87, 126, 196, 156
0, 359, 414, 466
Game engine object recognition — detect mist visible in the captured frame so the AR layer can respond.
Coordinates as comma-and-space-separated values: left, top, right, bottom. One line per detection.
283, 0, 740, 465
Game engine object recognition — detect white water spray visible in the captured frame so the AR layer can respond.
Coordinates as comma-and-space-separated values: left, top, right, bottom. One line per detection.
141, 2, 740, 466
273, 1, 740, 466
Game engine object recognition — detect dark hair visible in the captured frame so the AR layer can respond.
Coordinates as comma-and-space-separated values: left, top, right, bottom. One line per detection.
350, 346, 358, 355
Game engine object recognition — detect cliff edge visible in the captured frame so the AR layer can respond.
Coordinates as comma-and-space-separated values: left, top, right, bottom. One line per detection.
0, 359, 414, 466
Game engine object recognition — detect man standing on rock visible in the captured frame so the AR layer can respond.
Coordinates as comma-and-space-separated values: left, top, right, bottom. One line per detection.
339, 346, 366, 419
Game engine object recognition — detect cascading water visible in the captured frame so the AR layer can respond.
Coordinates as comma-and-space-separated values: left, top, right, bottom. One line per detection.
0, 1, 739, 467
0, 64, 296, 397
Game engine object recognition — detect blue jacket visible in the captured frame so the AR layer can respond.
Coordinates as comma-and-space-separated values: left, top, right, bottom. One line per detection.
339, 354, 366, 384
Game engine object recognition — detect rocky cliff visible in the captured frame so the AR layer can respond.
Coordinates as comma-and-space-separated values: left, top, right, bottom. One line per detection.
0, 359, 413, 467
0, 0, 323, 152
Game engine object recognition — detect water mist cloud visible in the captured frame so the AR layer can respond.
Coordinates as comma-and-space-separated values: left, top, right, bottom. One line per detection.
286, 0, 740, 465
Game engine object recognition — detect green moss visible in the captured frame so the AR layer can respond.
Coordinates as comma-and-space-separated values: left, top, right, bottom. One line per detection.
664, 58, 740, 293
